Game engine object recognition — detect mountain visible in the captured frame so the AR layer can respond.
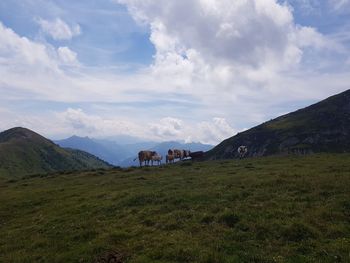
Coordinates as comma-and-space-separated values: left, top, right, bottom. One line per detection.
0, 127, 112, 176
56, 136, 163, 166
55, 135, 213, 167
151, 141, 214, 156
55, 136, 131, 165
120, 141, 214, 166
207, 89, 350, 159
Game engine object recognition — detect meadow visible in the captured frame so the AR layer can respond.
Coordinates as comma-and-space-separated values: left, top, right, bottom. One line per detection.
0, 154, 349, 262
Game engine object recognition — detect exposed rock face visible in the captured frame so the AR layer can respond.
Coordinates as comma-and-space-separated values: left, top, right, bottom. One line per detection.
207, 89, 350, 160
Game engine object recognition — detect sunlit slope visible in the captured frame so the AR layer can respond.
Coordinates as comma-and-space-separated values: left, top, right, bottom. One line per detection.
0, 127, 111, 176
0, 154, 349, 262
207, 89, 350, 159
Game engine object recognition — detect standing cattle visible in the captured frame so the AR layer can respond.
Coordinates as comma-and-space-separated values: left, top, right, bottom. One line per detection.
174, 149, 184, 160
169, 149, 187, 160
134, 150, 156, 167
166, 154, 175, 164
183, 150, 191, 159
151, 154, 162, 166
237, 146, 248, 159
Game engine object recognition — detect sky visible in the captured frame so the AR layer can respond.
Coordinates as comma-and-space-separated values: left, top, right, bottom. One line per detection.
0, 0, 349, 145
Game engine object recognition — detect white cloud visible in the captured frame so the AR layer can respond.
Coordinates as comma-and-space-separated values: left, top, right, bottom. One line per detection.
150, 117, 184, 137
1, 1, 350, 144
55, 109, 235, 144
0, 22, 57, 69
115, 0, 344, 110
37, 18, 81, 40
57, 46, 79, 65
117, 0, 331, 71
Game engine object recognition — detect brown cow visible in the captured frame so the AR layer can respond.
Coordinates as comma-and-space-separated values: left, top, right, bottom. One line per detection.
151, 154, 162, 166
134, 150, 156, 167
166, 154, 175, 164
172, 149, 184, 160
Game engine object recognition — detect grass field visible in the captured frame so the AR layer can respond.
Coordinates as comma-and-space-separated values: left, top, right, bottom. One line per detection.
0, 154, 350, 262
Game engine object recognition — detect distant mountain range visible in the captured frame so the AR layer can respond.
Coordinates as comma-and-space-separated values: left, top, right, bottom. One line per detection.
1, 90, 348, 176
55, 136, 214, 167
207, 89, 350, 159
55, 136, 131, 165
0, 127, 112, 176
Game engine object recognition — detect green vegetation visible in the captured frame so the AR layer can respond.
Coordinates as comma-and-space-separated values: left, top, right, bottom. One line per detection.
208, 89, 350, 159
1, 154, 350, 262
0, 127, 111, 177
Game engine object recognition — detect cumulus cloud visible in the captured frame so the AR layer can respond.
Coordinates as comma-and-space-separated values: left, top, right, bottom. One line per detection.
37, 18, 81, 40
118, 0, 332, 71
150, 117, 184, 137
0, 21, 92, 103
0, 22, 57, 69
56, 109, 235, 144
1, 1, 349, 144
0, 21, 79, 70
115, 0, 343, 111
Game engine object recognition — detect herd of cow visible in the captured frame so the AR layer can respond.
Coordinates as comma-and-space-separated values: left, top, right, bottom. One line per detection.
134, 145, 248, 167
134, 149, 205, 167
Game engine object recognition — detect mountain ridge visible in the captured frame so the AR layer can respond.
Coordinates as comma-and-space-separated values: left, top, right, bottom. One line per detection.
0, 127, 112, 176
207, 89, 350, 159
56, 135, 214, 167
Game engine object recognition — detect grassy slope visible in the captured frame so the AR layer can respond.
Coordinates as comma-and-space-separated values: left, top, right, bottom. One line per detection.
207, 89, 350, 159
0, 154, 349, 262
0, 138, 111, 177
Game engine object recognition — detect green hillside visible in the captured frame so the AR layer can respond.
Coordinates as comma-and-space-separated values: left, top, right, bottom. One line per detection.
0, 127, 111, 176
0, 154, 349, 262
207, 89, 350, 159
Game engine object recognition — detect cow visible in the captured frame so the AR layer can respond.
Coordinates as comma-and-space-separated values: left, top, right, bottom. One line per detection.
237, 146, 248, 159
134, 150, 157, 167
189, 151, 204, 161
151, 154, 162, 166
168, 149, 186, 160
183, 150, 191, 159
166, 154, 175, 164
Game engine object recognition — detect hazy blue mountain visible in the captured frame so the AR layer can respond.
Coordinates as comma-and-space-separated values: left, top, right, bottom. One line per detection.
123, 141, 158, 154
55, 136, 131, 165
55, 135, 214, 167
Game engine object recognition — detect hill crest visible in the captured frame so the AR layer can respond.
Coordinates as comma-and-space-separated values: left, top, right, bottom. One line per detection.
0, 127, 112, 176
207, 89, 350, 159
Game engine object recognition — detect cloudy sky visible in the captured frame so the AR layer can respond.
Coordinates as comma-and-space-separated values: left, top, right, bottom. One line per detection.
0, 0, 349, 144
